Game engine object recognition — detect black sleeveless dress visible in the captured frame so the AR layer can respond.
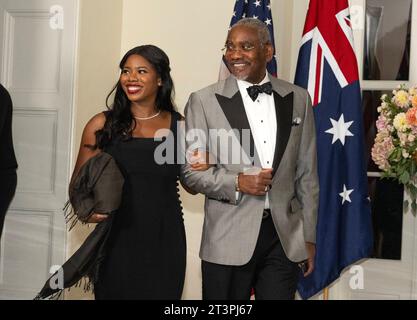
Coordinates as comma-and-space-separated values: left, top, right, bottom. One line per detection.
95, 111, 186, 300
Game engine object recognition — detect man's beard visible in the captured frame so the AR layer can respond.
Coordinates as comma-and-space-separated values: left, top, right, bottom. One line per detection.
231, 72, 249, 81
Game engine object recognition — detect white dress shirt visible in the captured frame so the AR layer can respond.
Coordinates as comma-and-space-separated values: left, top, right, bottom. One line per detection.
237, 73, 277, 209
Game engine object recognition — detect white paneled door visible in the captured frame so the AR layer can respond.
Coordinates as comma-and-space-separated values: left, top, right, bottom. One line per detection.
0, 0, 77, 299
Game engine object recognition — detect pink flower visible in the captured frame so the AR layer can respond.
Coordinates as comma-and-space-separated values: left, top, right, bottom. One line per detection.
398, 131, 409, 146
372, 133, 394, 171
406, 107, 417, 126
376, 115, 388, 132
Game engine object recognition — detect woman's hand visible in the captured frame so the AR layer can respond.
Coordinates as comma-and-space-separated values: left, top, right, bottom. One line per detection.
87, 213, 109, 223
189, 150, 214, 171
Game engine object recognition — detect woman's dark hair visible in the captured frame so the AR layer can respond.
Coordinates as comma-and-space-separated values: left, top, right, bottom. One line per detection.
95, 45, 176, 149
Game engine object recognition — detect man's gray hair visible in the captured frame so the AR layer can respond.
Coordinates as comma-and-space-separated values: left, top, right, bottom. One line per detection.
231, 18, 272, 45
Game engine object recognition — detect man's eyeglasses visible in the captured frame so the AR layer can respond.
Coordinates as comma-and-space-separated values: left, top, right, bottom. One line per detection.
222, 43, 256, 54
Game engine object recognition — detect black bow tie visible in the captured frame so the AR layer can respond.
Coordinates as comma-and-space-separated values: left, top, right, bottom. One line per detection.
246, 82, 273, 101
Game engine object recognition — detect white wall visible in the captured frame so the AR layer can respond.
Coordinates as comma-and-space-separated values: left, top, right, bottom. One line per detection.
121, 0, 296, 108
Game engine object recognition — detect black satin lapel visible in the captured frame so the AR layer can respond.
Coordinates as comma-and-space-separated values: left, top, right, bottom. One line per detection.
272, 91, 294, 176
215, 93, 255, 160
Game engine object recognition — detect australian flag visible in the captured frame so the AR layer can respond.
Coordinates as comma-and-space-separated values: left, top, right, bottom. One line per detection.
219, 0, 277, 80
294, 0, 373, 299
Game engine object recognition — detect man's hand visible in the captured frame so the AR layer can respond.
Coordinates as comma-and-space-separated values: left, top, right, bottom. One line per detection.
238, 168, 273, 196
303, 242, 316, 277
87, 213, 109, 223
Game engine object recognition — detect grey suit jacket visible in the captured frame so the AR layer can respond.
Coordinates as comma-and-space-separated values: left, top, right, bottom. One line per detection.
181, 75, 319, 265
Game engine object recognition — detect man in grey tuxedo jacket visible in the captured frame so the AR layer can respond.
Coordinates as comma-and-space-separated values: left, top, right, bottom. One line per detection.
182, 18, 319, 300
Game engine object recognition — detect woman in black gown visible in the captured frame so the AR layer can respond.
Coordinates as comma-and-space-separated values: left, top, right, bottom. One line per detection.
71, 45, 208, 299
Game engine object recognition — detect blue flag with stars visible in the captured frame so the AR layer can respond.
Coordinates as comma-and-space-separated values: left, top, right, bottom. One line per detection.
294, 0, 373, 299
220, 0, 277, 79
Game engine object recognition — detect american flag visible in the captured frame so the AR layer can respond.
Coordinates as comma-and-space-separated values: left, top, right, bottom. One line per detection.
294, 0, 373, 299
219, 0, 277, 80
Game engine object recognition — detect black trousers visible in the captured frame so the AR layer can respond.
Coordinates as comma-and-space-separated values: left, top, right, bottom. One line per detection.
0, 171, 17, 239
202, 214, 301, 300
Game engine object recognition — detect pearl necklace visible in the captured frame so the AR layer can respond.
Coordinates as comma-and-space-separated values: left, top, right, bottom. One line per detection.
133, 110, 161, 121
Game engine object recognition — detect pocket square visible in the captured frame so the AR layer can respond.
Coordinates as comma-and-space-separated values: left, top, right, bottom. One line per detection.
292, 117, 302, 126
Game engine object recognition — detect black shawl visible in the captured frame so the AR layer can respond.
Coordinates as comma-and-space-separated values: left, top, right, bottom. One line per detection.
35, 152, 124, 300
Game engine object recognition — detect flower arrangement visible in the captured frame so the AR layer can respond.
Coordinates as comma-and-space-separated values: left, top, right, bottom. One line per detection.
372, 85, 417, 215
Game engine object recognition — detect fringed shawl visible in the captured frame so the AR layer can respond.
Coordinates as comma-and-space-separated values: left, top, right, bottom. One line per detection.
35, 152, 124, 300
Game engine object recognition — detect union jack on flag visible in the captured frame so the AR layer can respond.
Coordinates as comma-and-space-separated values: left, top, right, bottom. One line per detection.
300, 0, 359, 105
295, 0, 373, 299
219, 0, 277, 80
